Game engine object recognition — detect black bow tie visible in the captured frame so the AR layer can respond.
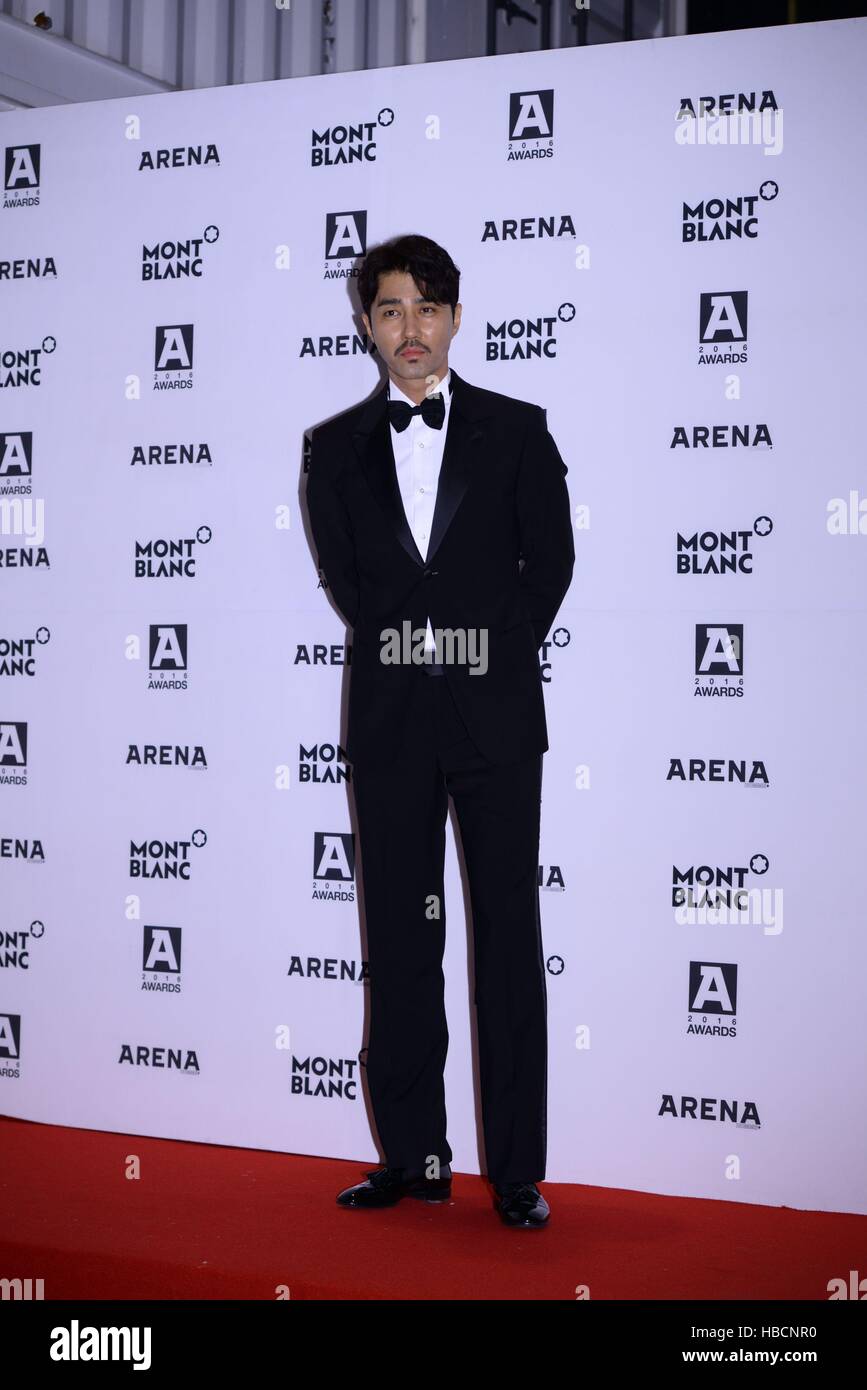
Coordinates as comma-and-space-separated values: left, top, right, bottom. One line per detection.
388, 388, 446, 432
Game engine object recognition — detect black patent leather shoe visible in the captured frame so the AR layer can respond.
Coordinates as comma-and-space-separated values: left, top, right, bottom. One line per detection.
494, 1182, 550, 1227
336, 1165, 452, 1208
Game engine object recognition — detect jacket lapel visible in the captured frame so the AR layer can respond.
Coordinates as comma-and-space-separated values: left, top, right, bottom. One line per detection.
351, 366, 491, 568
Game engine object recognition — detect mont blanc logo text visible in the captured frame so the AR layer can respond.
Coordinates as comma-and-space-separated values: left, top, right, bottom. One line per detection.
0, 256, 56, 282
486, 302, 574, 360
0, 721, 27, 785
153, 324, 194, 389
126, 742, 207, 769
539, 626, 570, 683
118, 1042, 199, 1073
0, 1011, 21, 1076
299, 742, 350, 785
311, 108, 394, 167
659, 1093, 760, 1126
667, 757, 769, 786
134, 527, 212, 578
324, 211, 367, 279
313, 831, 355, 902
694, 623, 743, 696
0, 919, 40, 971
676, 517, 772, 574
481, 213, 576, 242
142, 925, 182, 993
130, 441, 213, 469
148, 624, 188, 691
0, 432, 33, 495
290, 1054, 359, 1099
0, 335, 56, 389
698, 291, 748, 364
138, 144, 220, 172
674, 853, 781, 934
670, 423, 772, 450
508, 89, 554, 161
130, 829, 206, 881
0, 627, 49, 678
673, 852, 769, 911
682, 182, 778, 241
142, 225, 219, 280
4, 144, 40, 207
687, 960, 738, 1037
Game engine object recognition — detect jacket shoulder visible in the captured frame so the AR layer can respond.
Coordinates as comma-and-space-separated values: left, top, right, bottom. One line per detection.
464, 380, 546, 424
307, 393, 379, 483
310, 393, 377, 446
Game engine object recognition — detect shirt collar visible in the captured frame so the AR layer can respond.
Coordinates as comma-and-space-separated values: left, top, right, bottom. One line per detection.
388, 367, 451, 410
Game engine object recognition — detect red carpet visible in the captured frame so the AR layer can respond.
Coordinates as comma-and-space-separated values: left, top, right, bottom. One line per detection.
1, 1115, 864, 1300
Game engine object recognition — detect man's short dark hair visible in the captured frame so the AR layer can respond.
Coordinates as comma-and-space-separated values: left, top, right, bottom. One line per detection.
358, 234, 460, 321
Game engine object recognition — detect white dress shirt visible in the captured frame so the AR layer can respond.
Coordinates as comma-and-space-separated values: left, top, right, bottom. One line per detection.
388, 367, 452, 659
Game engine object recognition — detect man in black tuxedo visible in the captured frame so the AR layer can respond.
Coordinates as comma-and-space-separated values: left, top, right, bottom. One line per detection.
306, 235, 574, 1228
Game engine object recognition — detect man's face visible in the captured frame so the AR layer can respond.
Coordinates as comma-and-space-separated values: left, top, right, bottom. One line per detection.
362, 269, 461, 392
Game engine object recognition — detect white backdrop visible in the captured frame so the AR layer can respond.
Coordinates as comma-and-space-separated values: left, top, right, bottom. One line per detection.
2, 16, 866, 1215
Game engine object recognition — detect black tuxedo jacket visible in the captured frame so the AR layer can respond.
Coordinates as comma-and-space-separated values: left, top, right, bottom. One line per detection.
306, 367, 574, 766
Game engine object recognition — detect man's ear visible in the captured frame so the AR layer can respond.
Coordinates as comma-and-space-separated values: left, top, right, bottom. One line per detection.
452, 303, 462, 336
361, 312, 372, 339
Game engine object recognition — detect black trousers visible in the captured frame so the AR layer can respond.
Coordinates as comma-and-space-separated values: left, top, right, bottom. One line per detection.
350, 660, 547, 1187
